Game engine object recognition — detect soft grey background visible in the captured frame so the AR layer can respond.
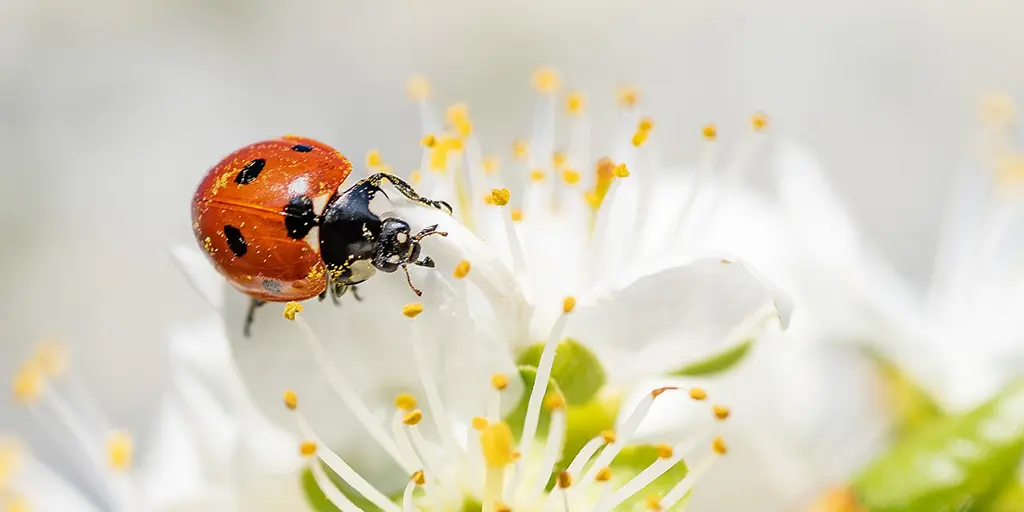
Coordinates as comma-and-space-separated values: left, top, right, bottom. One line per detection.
1, 0, 1021, 505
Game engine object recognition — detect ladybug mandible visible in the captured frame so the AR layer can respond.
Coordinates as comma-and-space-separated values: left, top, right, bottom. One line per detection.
191, 136, 451, 336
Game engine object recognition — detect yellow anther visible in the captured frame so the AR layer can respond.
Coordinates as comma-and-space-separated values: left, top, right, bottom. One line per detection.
651, 386, 677, 398
106, 430, 133, 471
553, 151, 567, 169
601, 430, 617, 444
453, 260, 471, 279
712, 436, 728, 455
33, 341, 67, 377
510, 208, 524, 222
980, 92, 1016, 126
490, 373, 510, 391
480, 422, 516, 468
595, 467, 613, 482
429, 135, 463, 171
446, 103, 473, 138
656, 443, 674, 459
496, 504, 512, 512
482, 156, 500, 175
688, 387, 708, 400
562, 168, 581, 185
395, 393, 417, 411
403, 410, 424, 426
562, 296, 576, 313
646, 495, 664, 511
702, 124, 718, 141
713, 404, 731, 420
283, 390, 298, 411
12, 365, 43, 404
631, 130, 649, 147
283, 302, 303, 321
583, 190, 601, 209
402, 303, 424, 318
421, 134, 437, 148
532, 68, 560, 93
406, 76, 430, 100
618, 85, 640, 108
637, 117, 655, 133
411, 470, 426, 486
483, 193, 495, 205
810, 488, 865, 512
299, 441, 317, 457
0, 438, 23, 486
557, 471, 573, 489
409, 170, 422, 185
472, 417, 489, 430
997, 154, 1024, 184
5, 495, 28, 512
544, 393, 565, 411
513, 140, 529, 161
751, 112, 769, 132
490, 188, 511, 206
365, 149, 382, 169
613, 163, 630, 178
566, 91, 585, 115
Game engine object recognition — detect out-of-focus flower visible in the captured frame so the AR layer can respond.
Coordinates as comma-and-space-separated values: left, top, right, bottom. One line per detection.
3, 330, 311, 512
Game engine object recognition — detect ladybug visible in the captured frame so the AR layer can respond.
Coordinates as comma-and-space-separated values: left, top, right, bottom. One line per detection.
191, 136, 451, 336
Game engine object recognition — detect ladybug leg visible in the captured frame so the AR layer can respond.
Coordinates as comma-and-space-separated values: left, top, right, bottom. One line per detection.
414, 256, 435, 268
366, 173, 453, 214
244, 299, 266, 338
330, 280, 348, 305
401, 264, 423, 297
350, 285, 363, 302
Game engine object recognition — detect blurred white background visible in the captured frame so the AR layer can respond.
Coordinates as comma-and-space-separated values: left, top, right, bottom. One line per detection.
2, 0, 1023, 500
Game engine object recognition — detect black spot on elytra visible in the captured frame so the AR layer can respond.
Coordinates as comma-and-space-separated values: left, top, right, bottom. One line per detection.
283, 195, 318, 239
223, 225, 247, 256
234, 159, 266, 185
291, 144, 313, 153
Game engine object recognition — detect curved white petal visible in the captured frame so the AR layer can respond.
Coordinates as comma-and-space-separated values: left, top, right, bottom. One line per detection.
7, 454, 100, 512
170, 245, 226, 311
564, 257, 789, 382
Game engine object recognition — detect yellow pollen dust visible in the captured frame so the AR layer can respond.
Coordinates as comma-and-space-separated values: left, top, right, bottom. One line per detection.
480, 422, 517, 468
446, 103, 473, 138
713, 404, 730, 420
453, 260, 471, 279
411, 470, 426, 486
557, 471, 572, 489
300, 441, 317, 457
595, 467, 613, 482
566, 91, 585, 115
646, 495, 663, 511
702, 124, 718, 140
651, 386, 677, 398
510, 208, 524, 222
483, 193, 495, 205
421, 134, 437, 148
283, 390, 298, 410
395, 393, 417, 411
12, 364, 43, 404
530, 169, 546, 182
403, 410, 424, 426
532, 68, 560, 93
689, 387, 708, 400
491, 373, 510, 390
409, 170, 422, 185
472, 417, 490, 430
601, 430, 618, 444
656, 443, 674, 459
513, 140, 529, 161
402, 303, 424, 318
365, 149, 382, 169
618, 85, 640, 108
613, 163, 630, 178
562, 168, 581, 185
33, 341, 67, 377
283, 302, 303, 321
490, 188, 511, 206
482, 156, 500, 175
544, 393, 565, 411
406, 76, 430, 100
106, 430, 133, 471
751, 112, 769, 132
562, 296, 576, 313
712, 436, 728, 455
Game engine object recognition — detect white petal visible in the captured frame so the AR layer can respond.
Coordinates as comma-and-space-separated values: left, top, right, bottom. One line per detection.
565, 257, 788, 382
10, 455, 101, 512
170, 245, 225, 310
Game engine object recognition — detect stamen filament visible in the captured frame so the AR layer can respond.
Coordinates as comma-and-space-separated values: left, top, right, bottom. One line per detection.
482, 466, 506, 512
408, 319, 462, 459
309, 457, 361, 512
659, 450, 719, 509
607, 436, 704, 508
401, 479, 418, 512
518, 309, 570, 463
391, 410, 424, 469
527, 408, 566, 499
407, 425, 445, 486
576, 389, 660, 489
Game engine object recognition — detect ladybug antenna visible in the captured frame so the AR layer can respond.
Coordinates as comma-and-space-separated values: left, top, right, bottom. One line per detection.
402, 263, 423, 296
412, 224, 448, 242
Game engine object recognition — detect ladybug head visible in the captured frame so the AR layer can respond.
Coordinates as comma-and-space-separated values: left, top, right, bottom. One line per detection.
374, 218, 418, 273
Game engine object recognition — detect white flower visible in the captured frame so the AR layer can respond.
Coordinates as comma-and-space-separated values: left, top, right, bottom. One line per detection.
2, 329, 310, 512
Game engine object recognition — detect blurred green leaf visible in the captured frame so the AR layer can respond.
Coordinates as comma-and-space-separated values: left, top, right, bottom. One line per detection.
854, 379, 1024, 511
504, 365, 566, 439
668, 339, 753, 377
560, 392, 621, 473
517, 338, 606, 405
611, 444, 690, 512
989, 481, 1024, 511
865, 349, 945, 436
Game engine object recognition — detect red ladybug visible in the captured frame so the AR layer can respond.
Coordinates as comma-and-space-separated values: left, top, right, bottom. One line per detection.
191, 136, 451, 335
